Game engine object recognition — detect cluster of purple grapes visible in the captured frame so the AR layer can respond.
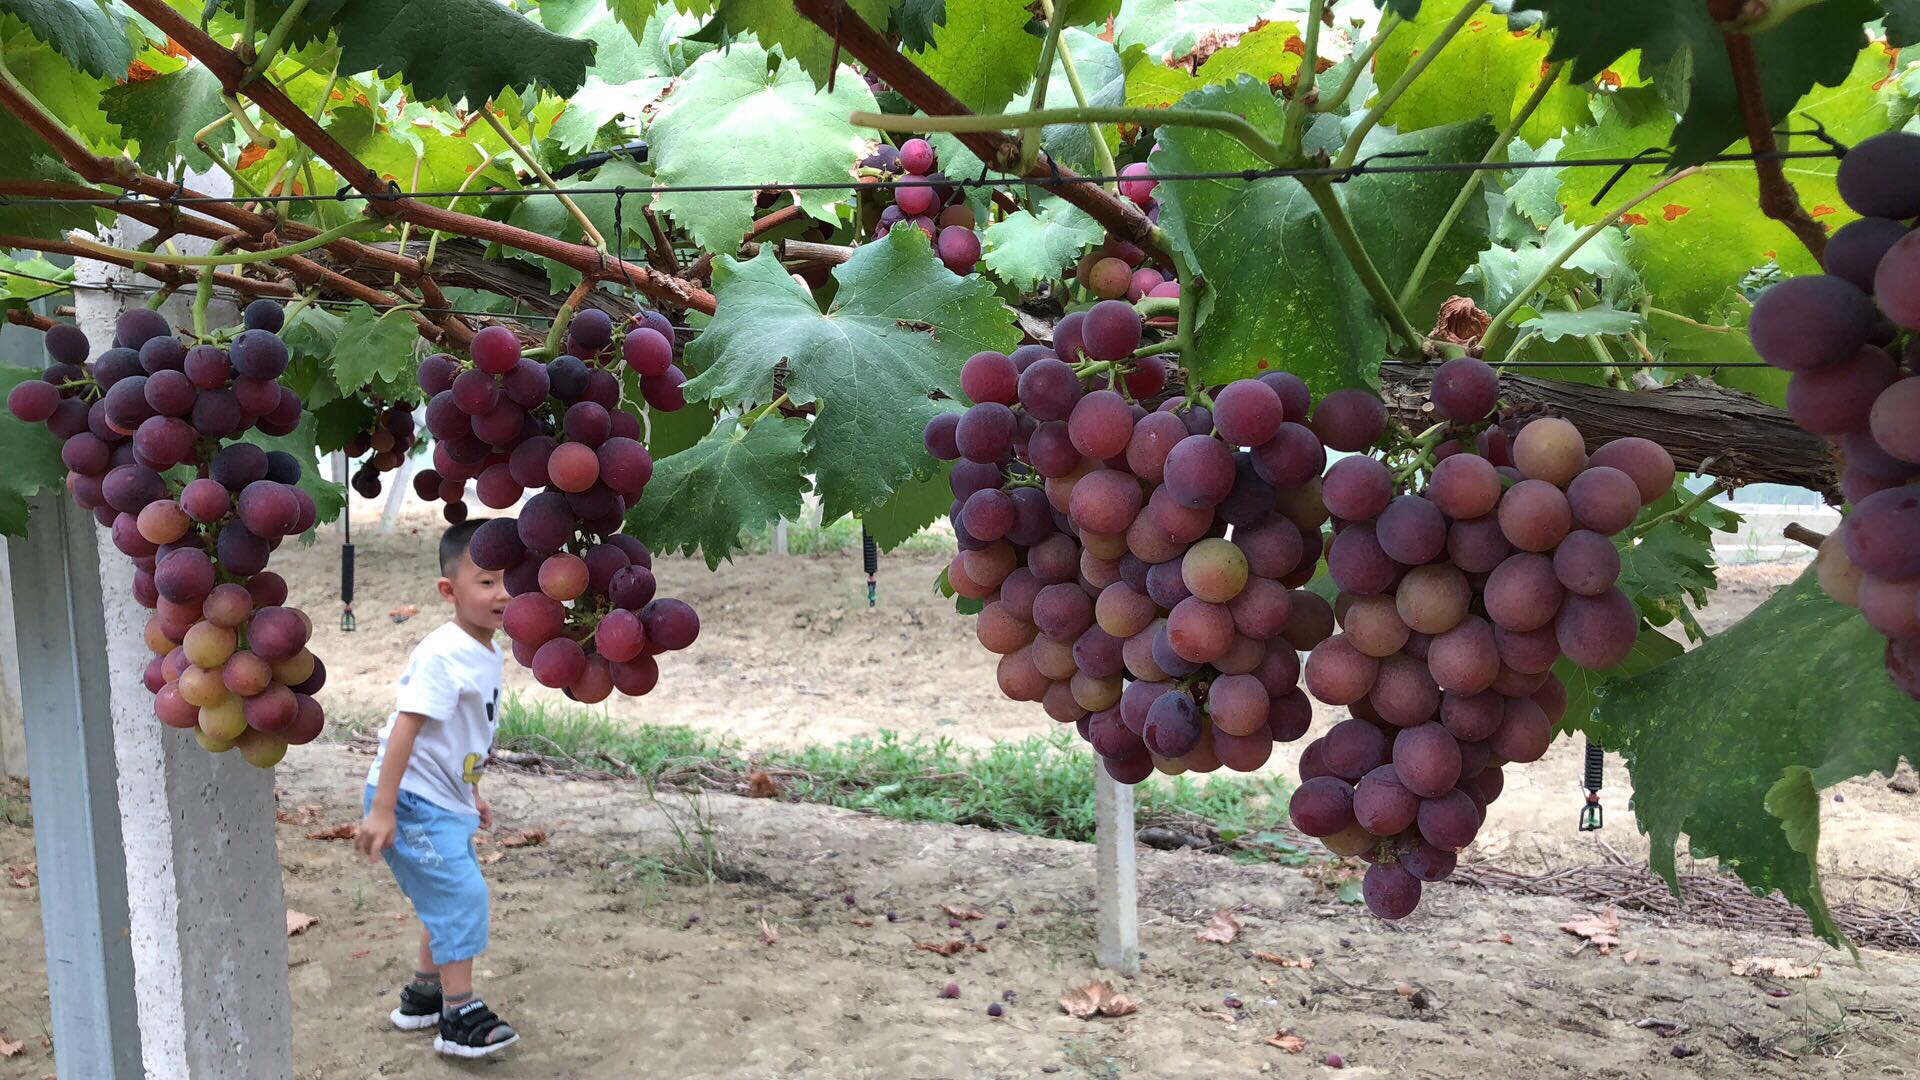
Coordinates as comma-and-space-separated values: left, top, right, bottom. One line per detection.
406, 311, 699, 702
346, 403, 419, 499
5, 301, 327, 766
1745, 131, 1920, 699
1289, 359, 1678, 918
867, 138, 981, 275
1073, 164, 1180, 305
924, 297, 1358, 782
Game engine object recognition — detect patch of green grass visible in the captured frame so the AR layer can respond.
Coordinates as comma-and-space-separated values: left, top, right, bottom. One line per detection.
493, 695, 1295, 850
0, 787, 30, 828
737, 517, 954, 557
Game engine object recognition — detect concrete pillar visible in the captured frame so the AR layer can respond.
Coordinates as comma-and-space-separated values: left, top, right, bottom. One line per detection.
0, 537, 24, 777
69, 187, 295, 1078
1093, 767, 1140, 974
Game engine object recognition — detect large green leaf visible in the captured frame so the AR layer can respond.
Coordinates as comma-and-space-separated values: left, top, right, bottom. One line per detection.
1576, 569, 1920, 951
718, 0, 889, 89
1527, 0, 1877, 165
0, 0, 130, 78
326, 303, 422, 399
1614, 481, 1740, 641
980, 195, 1104, 292
548, 76, 670, 154
1123, 19, 1303, 110
1517, 304, 1644, 342
101, 64, 231, 173
0, 365, 68, 537
686, 228, 1019, 522
0, 253, 69, 306
623, 415, 811, 568
1109, 0, 1277, 62
1551, 625, 1684, 742
1881, 0, 1920, 45
1460, 216, 1631, 314
1372, 4, 1592, 145
647, 42, 875, 253
903, 0, 1038, 113
861, 457, 952, 551
2, 18, 119, 151
1344, 118, 1498, 314
328, 0, 594, 105
1645, 298, 1786, 407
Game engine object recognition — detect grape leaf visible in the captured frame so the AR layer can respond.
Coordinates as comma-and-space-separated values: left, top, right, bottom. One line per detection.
1550, 625, 1685, 742
1575, 569, 1920, 952
0, 0, 132, 79
685, 228, 1019, 523
326, 303, 422, 397
101, 64, 232, 174
892, 0, 946, 50
1518, 304, 1644, 342
548, 75, 671, 154
327, 0, 594, 105
0, 253, 69, 306
1342, 118, 1497, 312
1645, 298, 1785, 407
2, 22, 119, 151
647, 41, 875, 253
1460, 217, 1631, 314
1371, 5, 1592, 145
1039, 29, 1124, 176
1526, 0, 1876, 166
311, 397, 377, 455
1109, 0, 1276, 63
717, 0, 889, 90
623, 415, 811, 568
980, 196, 1104, 291
240, 410, 345, 529
862, 456, 951, 551
1612, 480, 1740, 641
1123, 19, 1304, 110
1880, 0, 1920, 45
1379, 0, 1421, 17
0, 365, 67, 537
903, 0, 1039, 113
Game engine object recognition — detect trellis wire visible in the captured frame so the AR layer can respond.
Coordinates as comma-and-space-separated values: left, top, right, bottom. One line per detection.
0, 146, 1844, 210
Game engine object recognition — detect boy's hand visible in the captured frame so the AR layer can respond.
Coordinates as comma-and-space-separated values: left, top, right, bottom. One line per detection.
474, 792, 493, 831
355, 807, 397, 862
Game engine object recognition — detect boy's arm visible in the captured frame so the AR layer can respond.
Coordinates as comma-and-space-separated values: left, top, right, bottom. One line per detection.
473, 779, 491, 830
354, 712, 427, 861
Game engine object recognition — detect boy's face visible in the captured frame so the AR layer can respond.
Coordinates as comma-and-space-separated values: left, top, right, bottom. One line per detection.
439, 551, 509, 632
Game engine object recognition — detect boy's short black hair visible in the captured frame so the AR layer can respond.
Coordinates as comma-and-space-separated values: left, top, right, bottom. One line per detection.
439, 518, 489, 576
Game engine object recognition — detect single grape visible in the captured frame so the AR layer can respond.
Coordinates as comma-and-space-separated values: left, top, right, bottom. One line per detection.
1836, 131, 1920, 219
1304, 634, 1378, 705
1311, 390, 1386, 452
1431, 357, 1498, 422
1081, 300, 1143, 362
1868, 377, 1920, 463
1289, 775, 1356, 837
1751, 274, 1878, 369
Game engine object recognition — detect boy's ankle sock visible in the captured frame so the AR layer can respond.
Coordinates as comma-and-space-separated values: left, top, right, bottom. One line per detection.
408, 971, 442, 995
442, 990, 475, 1017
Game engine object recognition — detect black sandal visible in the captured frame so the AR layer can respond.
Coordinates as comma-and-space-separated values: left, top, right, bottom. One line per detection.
434, 999, 519, 1058
390, 982, 441, 1032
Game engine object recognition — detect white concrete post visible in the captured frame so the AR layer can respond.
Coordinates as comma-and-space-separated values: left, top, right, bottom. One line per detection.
773, 519, 789, 556
1093, 767, 1140, 974
68, 185, 296, 1078
0, 537, 25, 777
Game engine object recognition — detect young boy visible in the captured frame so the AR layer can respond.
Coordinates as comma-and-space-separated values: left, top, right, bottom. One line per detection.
355, 519, 518, 1058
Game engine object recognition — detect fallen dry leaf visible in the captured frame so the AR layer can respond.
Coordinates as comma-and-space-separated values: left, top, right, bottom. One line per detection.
1621, 950, 1639, 965
1252, 951, 1315, 969
851, 917, 874, 928
500, 829, 546, 848
349, 949, 372, 960
1200, 1009, 1238, 1024
306, 824, 356, 841
389, 604, 419, 623
941, 903, 984, 921
0, 1034, 21, 1058
1730, 956, 1821, 979
6, 863, 35, 889
1560, 907, 1622, 955
759, 918, 779, 946
285, 910, 318, 937
1259, 976, 1278, 987
915, 940, 967, 957
478, 851, 504, 865
746, 771, 781, 799
1472, 932, 1515, 945
1059, 981, 1139, 1020
274, 803, 325, 826
1195, 908, 1242, 945
1266, 1031, 1307, 1053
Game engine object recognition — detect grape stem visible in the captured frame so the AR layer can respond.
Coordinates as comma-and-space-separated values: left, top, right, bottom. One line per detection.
544, 279, 596, 356
63, 217, 385, 266
222, 94, 275, 150
191, 237, 236, 337
1314, 11, 1403, 114
1301, 179, 1426, 353
738, 393, 791, 432
481, 107, 605, 250
1020, 0, 1069, 174
1479, 166, 1702, 358
1396, 60, 1564, 311
1037, 0, 1118, 188
1632, 480, 1730, 539
1334, 0, 1483, 170
849, 107, 1290, 169
1278, 0, 1326, 163
242, 0, 311, 83
1557, 294, 1631, 391
1132, 296, 1180, 319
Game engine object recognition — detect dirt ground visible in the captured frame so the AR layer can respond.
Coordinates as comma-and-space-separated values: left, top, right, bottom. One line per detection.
1, 511, 1916, 1077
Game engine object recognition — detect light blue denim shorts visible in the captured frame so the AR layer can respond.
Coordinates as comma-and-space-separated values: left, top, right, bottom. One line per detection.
364, 785, 489, 964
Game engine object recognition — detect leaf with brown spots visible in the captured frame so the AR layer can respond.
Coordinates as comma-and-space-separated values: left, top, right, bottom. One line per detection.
940, 903, 984, 921
1265, 1030, 1306, 1053
746, 771, 781, 798
1195, 908, 1241, 944
1252, 951, 1314, 969
6, 863, 35, 889
285, 910, 318, 937
500, 829, 546, 848
1059, 981, 1138, 1019
306, 824, 356, 840
1730, 956, 1821, 979
1560, 907, 1621, 954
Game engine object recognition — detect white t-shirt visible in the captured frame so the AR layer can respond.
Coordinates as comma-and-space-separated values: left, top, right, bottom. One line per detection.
367, 621, 503, 816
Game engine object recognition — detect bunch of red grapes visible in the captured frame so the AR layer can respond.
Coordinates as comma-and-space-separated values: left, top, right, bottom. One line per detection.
924, 296, 1343, 782
866, 138, 981, 275
1074, 162, 1181, 305
346, 402, 419, 499
1744, 130, 1920, 699
5, 300, 328, 766
1290, 358, 1678, 918
405, 308, 700, 703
